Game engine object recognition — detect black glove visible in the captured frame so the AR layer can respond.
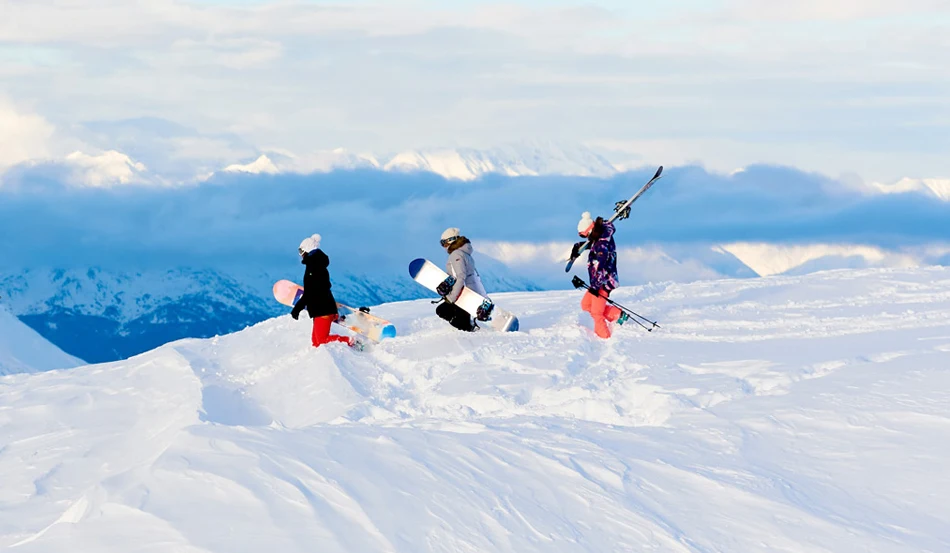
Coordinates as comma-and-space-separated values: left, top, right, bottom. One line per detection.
570, 241, 585, 259
587, 286, 602, 297
291, 309, 300, 320
571, 275, 586, 289
614, 200, 631, 220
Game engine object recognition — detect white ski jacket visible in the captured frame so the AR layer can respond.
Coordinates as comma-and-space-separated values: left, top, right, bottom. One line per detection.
445, 240, 486, 303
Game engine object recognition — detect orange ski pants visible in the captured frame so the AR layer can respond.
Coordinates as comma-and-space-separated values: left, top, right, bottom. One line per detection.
312, 315, 352, 348
581, 289, 622, 339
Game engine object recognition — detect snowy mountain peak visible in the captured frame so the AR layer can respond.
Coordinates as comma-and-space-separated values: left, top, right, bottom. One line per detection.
866, 177, 950, 201
216, 142, 621, 181
224, 154, 279, 175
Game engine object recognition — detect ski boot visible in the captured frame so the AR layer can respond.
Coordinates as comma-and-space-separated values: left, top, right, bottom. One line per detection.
617, 312, 630, 326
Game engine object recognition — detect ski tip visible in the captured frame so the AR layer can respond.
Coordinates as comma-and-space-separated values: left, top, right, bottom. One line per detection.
655, 165, 663, 178
408, 258, 426, 278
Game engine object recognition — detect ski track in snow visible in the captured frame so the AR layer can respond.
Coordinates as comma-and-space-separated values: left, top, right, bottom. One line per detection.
1, 267, 950, 552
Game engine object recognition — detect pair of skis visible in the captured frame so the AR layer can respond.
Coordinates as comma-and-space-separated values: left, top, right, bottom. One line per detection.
565, 165, 664, 272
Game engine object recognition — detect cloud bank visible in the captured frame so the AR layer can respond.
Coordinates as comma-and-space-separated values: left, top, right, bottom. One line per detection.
1, 0, 947, 182
2, 165, 949, 282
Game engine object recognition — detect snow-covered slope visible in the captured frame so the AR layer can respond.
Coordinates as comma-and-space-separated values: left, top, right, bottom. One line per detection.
2, 267, 949, 552
0, 304, 82, 375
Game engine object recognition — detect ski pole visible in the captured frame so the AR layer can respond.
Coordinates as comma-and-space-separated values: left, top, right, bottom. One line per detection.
571, 276, 660, 330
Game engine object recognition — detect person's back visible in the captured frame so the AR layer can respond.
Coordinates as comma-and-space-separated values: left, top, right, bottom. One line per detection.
446, 238, 487, 299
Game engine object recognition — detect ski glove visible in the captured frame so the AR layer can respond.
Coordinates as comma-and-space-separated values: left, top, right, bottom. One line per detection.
291, 308, 300, 320
570, 241, 585, 259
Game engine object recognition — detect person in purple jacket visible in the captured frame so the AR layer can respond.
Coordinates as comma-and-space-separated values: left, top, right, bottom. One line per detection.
571, 212, 628, 338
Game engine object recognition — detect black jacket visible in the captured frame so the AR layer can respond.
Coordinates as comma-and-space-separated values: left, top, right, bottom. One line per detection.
291, 249, 338, 318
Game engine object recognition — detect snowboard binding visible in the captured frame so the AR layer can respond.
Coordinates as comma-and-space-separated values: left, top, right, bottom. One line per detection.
476, 300, 494, 321
436, 275, 456, 297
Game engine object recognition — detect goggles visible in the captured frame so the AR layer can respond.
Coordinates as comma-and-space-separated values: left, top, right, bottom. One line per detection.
440, 236, 459, 247
298, 247, 307, 256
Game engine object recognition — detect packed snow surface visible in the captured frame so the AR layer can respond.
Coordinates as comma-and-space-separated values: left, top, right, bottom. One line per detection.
2, 267, 949, 552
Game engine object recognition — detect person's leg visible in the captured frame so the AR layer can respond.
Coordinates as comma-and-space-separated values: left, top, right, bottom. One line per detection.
604, 301, 622, 323
588, 293, 612, 339
581, 289, 594, 314
437, 301, 473, 331
312, 315, 354, 347
311, 315, 331, 347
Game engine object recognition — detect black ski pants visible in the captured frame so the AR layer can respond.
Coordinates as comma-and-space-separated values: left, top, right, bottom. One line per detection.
436, 301, 475, 332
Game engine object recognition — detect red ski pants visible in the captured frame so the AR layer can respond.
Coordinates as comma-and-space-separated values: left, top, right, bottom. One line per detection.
311, 315, 352, 348
581, 289, 621, 339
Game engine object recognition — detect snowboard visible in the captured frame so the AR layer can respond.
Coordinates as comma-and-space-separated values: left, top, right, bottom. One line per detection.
272, 279, 397, 342
408, 258, 519, 332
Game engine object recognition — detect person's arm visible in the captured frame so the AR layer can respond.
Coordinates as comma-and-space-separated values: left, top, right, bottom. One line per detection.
445, 255, 465, 303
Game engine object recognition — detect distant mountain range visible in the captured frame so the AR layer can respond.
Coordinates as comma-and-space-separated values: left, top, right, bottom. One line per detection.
0, 265, 540, 364
223, 141, 623, 181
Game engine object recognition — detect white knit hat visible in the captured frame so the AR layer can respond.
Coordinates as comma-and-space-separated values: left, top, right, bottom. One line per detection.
577, 212, 594, 235
298, 233, 322, 253
441, 227, 460, 241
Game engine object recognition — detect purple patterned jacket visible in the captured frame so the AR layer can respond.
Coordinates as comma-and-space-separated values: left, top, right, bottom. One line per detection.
587, 220, 618, 293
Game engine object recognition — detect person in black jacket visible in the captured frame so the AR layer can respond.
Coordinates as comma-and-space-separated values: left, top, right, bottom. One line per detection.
291, 234, 354, 348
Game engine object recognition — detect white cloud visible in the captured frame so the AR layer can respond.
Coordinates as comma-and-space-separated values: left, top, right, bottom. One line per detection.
0, 98, 55, 170
1, 1, 948, 183
727, 0, 950, 22
716, 242, 919, 277
64, 151, 148, 187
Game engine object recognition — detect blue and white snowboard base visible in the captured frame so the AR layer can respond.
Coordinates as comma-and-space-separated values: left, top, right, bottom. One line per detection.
409, 258, 519, 332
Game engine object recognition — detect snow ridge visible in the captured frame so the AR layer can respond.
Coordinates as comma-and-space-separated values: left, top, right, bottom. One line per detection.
0, 303, 82, 374
1, 267, 949, 552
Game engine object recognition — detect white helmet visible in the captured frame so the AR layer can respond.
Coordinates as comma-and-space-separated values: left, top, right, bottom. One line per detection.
440, 227, 460, 247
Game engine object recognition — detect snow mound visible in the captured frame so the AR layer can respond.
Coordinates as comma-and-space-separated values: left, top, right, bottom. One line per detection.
2, 267, 950, 552
0, 304, 82, 375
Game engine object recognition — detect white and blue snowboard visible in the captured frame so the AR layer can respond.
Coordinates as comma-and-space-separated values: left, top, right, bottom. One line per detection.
409, 258, 519, 332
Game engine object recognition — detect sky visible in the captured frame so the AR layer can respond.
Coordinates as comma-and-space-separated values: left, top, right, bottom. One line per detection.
1, 0, 948, 183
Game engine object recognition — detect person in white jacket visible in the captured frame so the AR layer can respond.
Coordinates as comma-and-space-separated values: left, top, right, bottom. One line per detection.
436, 227, 486, 331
